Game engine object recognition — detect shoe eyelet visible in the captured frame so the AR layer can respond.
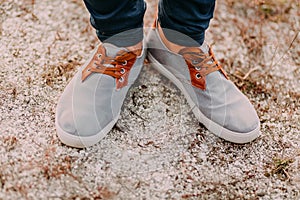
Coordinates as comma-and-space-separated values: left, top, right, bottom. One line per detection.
195, 73, 202, 79
119, 77, 124, 82
122, 60, 127, 66
97, 53, 102, 58
192, 60, 199, 65
195, 66, 202, 71
120, 68, 126, 74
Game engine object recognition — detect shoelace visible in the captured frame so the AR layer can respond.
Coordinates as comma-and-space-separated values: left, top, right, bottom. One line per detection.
179, 47, 228, 90
82, 45, 141, 88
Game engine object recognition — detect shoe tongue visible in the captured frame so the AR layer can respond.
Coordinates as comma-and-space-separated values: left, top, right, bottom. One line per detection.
178, 42, 214, 65
199, 43, 209, 54
199, 43, 214, 64
178, 42, 209, 55
102, 43, 128, 57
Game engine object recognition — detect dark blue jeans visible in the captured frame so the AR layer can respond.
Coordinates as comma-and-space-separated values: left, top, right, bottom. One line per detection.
83, 0, 215, 47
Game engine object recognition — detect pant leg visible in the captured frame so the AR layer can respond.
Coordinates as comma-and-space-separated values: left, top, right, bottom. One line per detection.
158, 0, 216, 46
83, 0, 146, 46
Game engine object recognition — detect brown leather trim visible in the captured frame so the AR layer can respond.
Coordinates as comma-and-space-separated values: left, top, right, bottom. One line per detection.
152, 19, 157, 29
82, 45, 107, 82
179, 47, 228, 90
115, 49, 140, 89
81, 45, 141, 89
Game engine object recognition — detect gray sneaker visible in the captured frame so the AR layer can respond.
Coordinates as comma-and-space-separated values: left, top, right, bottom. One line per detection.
147, 22, 260, 143
56, 42, 146, 148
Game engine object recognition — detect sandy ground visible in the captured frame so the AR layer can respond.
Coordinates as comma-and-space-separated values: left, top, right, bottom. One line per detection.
0, 0, 299, 199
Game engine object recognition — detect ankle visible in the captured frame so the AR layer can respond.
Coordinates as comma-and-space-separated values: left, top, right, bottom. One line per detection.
157, 22, 185, 53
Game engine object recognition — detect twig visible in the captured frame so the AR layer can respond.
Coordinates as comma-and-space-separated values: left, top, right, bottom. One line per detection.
242, 66, 261, 80
269, 45, 278, 69
270, 32, 299, 68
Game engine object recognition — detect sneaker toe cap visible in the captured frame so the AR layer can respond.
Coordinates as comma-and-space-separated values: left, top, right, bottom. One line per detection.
224, 102, 260, 133
58, 110, 77, 135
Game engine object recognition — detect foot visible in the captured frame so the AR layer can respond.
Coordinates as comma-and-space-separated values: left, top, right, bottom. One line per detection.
56, 41, 145, 148
147, 20, 260, 143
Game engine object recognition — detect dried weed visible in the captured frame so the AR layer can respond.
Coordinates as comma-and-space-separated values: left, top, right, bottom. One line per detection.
42, 60, 81, 87
1, 135, 18, 151
265, 157, 295, 181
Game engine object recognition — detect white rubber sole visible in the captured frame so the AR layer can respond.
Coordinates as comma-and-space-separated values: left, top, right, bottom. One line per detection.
148, 53, 260, 144
55, 113, 119, 148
